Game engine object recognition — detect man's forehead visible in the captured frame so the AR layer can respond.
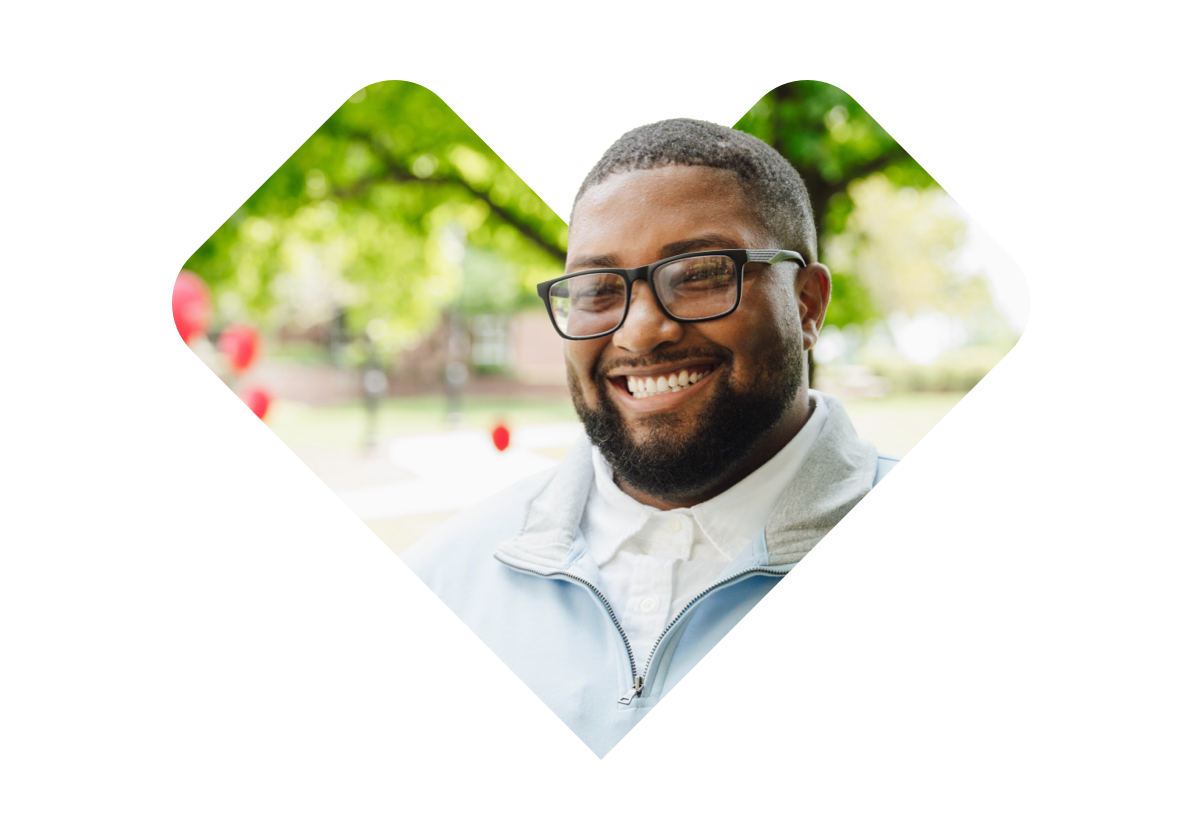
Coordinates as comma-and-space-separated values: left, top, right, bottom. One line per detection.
574, 164, 745, 211
567, 165, 762, 266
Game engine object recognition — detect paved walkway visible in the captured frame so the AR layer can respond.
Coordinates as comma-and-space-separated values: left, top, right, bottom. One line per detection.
337, 423, 580, 520
303, 422, 580, 538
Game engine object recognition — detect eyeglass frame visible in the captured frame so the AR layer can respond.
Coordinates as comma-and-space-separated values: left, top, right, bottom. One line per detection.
535, 249, 807, 341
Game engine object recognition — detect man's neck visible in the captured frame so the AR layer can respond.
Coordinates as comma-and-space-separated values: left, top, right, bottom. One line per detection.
615, 388, 814, 511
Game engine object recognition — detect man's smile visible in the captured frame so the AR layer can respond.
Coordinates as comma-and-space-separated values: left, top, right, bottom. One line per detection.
604, 362, 719, 411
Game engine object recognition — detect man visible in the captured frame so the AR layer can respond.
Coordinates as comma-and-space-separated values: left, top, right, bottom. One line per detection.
405, 118, 897, 757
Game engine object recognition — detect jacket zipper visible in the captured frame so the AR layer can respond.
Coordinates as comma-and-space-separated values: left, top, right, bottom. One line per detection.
622, 565, 791, 704
496, 554, 790, 706
494, 562, 641, 689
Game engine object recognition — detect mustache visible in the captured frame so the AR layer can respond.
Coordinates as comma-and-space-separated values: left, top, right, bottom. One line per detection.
594, 346, 733, 380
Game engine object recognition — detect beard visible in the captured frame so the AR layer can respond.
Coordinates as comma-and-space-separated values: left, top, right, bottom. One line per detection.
569, 332, 806, 502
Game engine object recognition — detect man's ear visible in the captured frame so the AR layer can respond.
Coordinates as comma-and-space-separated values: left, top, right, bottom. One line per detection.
796, 262, 832, 351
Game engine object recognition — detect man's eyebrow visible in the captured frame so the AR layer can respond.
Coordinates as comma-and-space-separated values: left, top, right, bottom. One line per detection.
657, 235, 743, 259
566, 235, 745, 272
566, 253, 622, 271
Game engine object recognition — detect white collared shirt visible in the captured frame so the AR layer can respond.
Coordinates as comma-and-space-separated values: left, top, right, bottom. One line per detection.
580, 392, 830, 669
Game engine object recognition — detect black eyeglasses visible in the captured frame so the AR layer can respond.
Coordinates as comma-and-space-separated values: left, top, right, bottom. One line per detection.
535, 249, 806, 340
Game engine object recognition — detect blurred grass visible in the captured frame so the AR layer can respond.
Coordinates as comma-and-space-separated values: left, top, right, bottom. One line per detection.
266, 390, 965, 459
840, 390, 966, 457
265, 394, 581, 451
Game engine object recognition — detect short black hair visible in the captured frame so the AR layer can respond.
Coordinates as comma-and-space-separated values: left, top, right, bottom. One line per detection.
571, 118, 818, 262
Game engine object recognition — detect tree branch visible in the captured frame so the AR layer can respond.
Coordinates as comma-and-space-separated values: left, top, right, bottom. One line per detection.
804, 146, 924, 241
828, 146, 922, 194
336, 132, 568, 264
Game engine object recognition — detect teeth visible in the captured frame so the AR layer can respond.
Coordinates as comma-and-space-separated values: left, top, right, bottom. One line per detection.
626, 368, 711, 398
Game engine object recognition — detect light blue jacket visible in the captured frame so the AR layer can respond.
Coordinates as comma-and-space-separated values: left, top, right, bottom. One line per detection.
405, 394, 897, 757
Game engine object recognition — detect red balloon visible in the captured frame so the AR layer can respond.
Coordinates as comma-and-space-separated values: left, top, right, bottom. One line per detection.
172, 270, 211, 345
240, 386, 271, 420
491, 423, 510, 452
218, 323, 260, 374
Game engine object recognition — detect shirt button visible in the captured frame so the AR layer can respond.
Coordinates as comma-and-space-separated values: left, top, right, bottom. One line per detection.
667, 517, 683, 534
640, 597, 657, 614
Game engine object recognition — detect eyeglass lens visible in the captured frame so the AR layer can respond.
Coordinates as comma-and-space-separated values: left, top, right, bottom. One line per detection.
548, 254, 738, 338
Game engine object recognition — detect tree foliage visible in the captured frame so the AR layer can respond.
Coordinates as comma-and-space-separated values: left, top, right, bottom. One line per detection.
824, 175, 991, 321
184, 81, 567, 350
734, 81, 937, 328
185, 79, 960, 353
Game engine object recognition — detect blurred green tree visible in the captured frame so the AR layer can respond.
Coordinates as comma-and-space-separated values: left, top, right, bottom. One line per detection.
734, 81, 937, 328
186, 79, 954, 353
824, 174, 991, 321
184, 80, 567, 352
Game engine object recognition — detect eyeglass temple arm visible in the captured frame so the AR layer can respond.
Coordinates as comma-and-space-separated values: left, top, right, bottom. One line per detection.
746, 249, 807, 266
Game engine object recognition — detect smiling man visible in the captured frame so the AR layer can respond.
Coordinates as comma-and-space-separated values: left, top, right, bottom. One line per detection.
406, 118, 897, 757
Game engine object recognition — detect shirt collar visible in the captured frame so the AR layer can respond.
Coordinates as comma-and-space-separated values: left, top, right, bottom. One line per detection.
585, 447, 653, 566
583, 391, 830, 565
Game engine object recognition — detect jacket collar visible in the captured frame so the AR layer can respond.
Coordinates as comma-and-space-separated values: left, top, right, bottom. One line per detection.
761, 394, 879, 564
495, 393, 879, 573
494, 431, 595, 573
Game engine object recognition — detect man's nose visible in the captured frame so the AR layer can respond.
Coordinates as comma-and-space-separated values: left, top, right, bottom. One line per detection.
612, 280, 683, 355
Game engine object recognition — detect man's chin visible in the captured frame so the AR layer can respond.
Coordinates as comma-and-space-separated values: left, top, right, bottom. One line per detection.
620, 406, 687, 437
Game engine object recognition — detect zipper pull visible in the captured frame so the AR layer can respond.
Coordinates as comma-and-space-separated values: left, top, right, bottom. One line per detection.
618, 676, 644, 705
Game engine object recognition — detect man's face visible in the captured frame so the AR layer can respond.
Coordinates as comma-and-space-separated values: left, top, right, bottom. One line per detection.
564, 165, 829, 504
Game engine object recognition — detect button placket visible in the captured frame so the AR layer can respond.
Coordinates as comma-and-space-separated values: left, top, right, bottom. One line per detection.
625, 557, 662, 624
617, 555, 673, 667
